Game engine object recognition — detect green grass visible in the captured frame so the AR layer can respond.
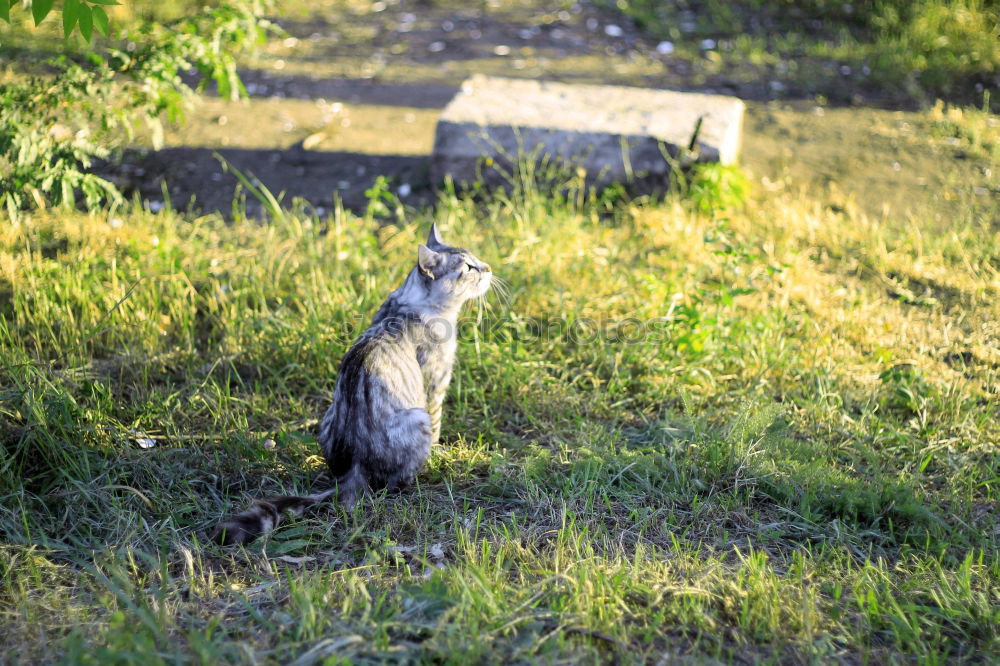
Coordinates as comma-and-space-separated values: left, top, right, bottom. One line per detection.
613, 0, 1000, 107
1, 156, 997, 663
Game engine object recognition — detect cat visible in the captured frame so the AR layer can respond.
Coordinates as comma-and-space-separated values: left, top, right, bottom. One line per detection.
211, 224, 492, 545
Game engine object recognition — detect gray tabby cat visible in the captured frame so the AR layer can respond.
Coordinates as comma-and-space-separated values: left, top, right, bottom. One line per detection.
211, 224, 491, 545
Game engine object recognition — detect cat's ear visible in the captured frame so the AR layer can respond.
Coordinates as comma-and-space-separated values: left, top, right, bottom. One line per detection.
427, 223, 446, 249
417, 244, 442, 279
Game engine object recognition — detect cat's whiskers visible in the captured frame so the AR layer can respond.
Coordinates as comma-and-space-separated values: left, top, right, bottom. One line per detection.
487, 275, 512, 308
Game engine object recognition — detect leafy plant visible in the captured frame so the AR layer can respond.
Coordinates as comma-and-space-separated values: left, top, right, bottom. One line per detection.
364, 174, 404, 222
1, 0, 121, 42
0, 0, 275, 216
879, 362, 935, 414
686, 163, 750, 213
0, 62, 123, 216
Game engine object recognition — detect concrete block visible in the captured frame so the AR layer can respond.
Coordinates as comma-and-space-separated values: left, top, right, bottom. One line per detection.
431, 75, 745, 189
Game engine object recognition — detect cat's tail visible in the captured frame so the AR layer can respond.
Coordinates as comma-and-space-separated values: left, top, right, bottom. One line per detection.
210, 465, 367, 546
210, 488, 338, 546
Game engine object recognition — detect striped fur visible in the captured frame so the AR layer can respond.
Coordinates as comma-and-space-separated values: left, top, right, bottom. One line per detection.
212, 224, 491, 545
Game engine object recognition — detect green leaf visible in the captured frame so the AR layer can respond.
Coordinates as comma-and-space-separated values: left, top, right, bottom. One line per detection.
77, 3, 93, 41
63, 0, 80, 38
32, 0, 55, 26
87, 0, 121, 4
92, 5, 108, 36
0, 1, 10, 24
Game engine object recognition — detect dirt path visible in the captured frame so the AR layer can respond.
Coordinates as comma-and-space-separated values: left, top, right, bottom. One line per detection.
104, 0, 998, 224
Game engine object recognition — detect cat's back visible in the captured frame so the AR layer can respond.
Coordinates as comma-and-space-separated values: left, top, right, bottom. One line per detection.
320, 323, 424, 467
336, 318, 426, 412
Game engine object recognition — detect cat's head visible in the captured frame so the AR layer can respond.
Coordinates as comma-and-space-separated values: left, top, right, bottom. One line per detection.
412, 224, 492, 309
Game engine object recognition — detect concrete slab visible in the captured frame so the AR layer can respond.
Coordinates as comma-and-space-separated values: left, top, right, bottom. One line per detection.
431, 75, 745, 189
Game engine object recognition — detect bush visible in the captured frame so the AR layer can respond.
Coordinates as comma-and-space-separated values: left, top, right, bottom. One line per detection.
0, 0, 274, 217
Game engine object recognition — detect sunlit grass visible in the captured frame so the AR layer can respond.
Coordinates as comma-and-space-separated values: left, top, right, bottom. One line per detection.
1, 153, 997, 662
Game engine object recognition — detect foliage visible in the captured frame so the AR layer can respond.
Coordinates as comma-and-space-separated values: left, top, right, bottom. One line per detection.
684, 163, 751, 213
0, 0, 274, 216
0, 63, 123, 217
0, 0, 121, 42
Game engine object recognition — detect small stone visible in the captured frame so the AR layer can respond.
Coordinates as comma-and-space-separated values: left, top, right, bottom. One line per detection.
493, 45, 510, 56
398, 183, 412, 197
604, 24, 623, 37
656, 41, 675, 55
263, 439, 277, 450
130, 429, 156, 449
700, 38, 716, 50
274, 554, 315, 565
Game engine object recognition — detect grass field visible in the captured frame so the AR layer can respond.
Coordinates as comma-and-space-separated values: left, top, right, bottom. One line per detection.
2, 149, 998, 662
2, 0, 1000, 662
